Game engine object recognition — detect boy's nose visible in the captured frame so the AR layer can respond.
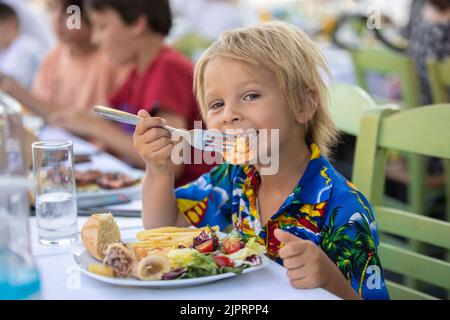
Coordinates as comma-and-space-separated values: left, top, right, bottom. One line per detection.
221, 104, 242, 125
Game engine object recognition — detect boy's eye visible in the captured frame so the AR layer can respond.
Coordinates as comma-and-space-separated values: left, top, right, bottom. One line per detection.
243, 93, 260, 101
209, 101, 225, 110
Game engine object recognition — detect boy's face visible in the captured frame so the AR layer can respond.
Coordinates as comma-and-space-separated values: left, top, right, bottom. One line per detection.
88, 8, 139, 66
204, 57, 304, 156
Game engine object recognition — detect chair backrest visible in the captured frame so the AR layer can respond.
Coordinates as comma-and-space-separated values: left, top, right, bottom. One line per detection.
328, 82, 378, 136
352, 105, 450, 299
350, 48, 422, 109
427, 58, 450, 103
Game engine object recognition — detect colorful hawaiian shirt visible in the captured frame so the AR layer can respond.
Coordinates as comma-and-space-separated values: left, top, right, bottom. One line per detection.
175, 143, 390, 299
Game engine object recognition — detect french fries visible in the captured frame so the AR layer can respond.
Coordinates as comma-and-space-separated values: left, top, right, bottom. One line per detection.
128, 239, 193, 249
129, 226, 219, 260
136, 226, 217, 240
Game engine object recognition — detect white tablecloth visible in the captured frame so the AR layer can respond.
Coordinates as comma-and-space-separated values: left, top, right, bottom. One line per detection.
30, 217, 339, 300
32, 127, 339, 300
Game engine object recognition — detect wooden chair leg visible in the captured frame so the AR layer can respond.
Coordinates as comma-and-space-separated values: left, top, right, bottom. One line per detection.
444, 159, 450, 299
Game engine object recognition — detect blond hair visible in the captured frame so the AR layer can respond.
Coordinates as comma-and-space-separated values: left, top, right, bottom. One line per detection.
193, 21, 339, 157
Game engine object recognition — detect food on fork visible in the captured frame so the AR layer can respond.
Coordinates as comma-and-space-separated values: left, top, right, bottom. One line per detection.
132, 254, 171, 280
103, 243, 136, 277
81, 213, 121, 261
223, 134, 256, 165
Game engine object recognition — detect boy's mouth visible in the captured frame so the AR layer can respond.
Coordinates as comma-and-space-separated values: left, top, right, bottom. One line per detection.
220, 128, 260, 137
221, 129, 261, 165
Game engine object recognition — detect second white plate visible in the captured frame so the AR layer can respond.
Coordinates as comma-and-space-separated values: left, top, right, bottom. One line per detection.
71, 243, 271, 289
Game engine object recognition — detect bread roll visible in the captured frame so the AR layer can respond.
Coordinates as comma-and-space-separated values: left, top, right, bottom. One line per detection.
81, 213, 121, 261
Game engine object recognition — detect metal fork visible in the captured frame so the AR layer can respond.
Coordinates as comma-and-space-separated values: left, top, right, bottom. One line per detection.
93, 105, 235, 152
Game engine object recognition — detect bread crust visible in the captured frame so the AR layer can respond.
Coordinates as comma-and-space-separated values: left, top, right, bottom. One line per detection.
81, 213, 121, 261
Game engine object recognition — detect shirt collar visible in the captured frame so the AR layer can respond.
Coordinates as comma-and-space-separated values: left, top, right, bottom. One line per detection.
294, 143, 334, 205
242, 143, 334, 212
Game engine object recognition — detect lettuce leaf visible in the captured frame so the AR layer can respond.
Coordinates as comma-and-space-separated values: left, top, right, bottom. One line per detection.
183, 254, 219, 278
245, 237, 266, 255
219, 265, 247, 275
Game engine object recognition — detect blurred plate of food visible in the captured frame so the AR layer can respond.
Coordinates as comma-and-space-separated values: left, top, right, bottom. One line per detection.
75, 169, 143, 207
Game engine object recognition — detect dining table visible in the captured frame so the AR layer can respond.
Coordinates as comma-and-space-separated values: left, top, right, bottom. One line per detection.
29, 126, 340, 300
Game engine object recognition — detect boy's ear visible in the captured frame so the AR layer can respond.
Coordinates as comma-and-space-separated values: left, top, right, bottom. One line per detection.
130, 15, 149, 36
294, 88, 319, 124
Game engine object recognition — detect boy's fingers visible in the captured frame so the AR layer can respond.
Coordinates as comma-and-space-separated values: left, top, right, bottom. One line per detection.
290, 278, 313, 289
137, 109, 150, 118
151, 143, 173, 160
145, 136, 173, 153
286, 268, 307, 281
279, 241, 307, 260
135, 116, 168, 135
274, 229, 302, 244
140, 127, 171, 143
283, 256, 305, 270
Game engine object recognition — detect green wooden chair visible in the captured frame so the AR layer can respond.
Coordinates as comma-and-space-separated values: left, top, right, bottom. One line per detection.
350, 47, 422, 109
352, 105, 450, 299
328, 83, 405, 210
427, 57, 450, 104
328, 82, 379, 136
329, 83, 411, 247
427, 58, 450, 224
350, 47, 428, 217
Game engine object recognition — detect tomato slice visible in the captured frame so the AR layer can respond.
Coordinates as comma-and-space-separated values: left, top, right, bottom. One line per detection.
195, 239, 214, 253
214, 255, 235, 267
222, 237, 241, 254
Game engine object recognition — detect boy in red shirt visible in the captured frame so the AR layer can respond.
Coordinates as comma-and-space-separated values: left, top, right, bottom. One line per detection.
51, 0, 211, 185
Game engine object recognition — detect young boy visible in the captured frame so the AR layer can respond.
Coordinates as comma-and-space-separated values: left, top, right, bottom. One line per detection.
0, 2, 44, 89
0, 0, 124, 117
133, 22, 390, 300
50, 0, 212, 184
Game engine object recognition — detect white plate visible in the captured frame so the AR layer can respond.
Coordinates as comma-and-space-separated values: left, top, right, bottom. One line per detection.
76, 170, 143, 206
71, 242, 271, 289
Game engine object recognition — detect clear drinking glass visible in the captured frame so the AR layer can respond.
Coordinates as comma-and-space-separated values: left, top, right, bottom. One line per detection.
32, 140, 77, 246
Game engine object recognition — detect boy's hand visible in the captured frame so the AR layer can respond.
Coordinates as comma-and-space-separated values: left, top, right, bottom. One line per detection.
48, 109, 101, 136
274, 229, 340, 289
133, 109, 174, 174
0, 72, 22, 96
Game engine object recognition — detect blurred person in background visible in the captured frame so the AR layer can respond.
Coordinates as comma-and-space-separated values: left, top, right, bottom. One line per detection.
405, 0, 450, 104
0, 2, 44, 88
49, 0, 212, 186
2, 0, 55, 54
0, 0, 127, 120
